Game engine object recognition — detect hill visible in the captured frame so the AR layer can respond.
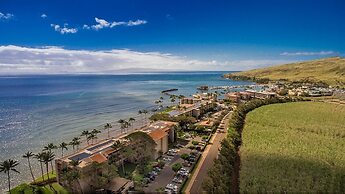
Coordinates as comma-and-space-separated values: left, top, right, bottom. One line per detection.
225, 57, 345, 87
240, 102, 345, 193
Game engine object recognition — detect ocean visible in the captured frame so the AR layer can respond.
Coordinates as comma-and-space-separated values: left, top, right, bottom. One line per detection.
0, 72, 251, 190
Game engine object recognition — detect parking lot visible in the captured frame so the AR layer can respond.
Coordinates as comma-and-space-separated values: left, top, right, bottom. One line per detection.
143, 145, 200, 193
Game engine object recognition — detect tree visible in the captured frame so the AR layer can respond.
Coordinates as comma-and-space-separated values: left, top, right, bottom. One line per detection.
138, 110, 144, 125
59, 142, 68, 157
68, 160, 83, 194
111, 140, 127, 174
123, 121, 130, 133
142, 109, 149, 122
70, 137, 81, 152
91, 129, 101, 143
90, 162, 118, 190
42, 151, 55, 181
129, 118, 135, 131
34, 152, 45, 181
171, 163, 182, 172
180, 153, 189, 161
117, 119, 125, 133
43, 143, 57, 172
124, 131, 156, 174
43, 143, 57, 152
0, 159, 20, 193
104, 123, 112, 138
87, 133, 97, 144
81, 130, 90, 144
22, 151, 35, 182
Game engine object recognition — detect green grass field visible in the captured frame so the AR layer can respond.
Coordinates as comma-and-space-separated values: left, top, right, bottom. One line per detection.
240, 102, 345, 193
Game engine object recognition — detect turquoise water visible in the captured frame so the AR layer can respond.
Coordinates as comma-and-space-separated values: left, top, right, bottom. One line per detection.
0, 72, 251, 190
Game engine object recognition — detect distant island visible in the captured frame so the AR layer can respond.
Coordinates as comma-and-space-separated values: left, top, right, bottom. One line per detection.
224, 57, 345, 88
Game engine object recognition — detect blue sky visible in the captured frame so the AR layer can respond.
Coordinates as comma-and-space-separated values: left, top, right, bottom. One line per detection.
0, 0, 344, 73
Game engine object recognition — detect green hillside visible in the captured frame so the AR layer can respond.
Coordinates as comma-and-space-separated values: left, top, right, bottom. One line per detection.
225, 57, 345, 87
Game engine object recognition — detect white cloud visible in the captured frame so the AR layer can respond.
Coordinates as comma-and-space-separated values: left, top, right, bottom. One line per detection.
280, 51, 335, 56
41, 13, 47, 18
84, 17, 147, 31
0, 45, 297, 74
50, 24, 78, 34
127, 19, 147, 26
0, 12, 14, 20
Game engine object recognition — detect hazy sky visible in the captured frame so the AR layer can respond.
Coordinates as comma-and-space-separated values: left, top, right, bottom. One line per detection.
0, 0, 344, 74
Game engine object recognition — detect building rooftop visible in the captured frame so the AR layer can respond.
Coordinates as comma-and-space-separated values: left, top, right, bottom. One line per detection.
149, 129, 168, 141
143, 121, 177, 133
57, 120, 177, 168
90, 153, 108, 163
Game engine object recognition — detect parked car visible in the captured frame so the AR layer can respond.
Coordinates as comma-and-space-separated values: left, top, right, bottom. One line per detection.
166, 184, 178, 193
143, 177, 151, 184
153, 167, 161, 172
151, 171, 158, 176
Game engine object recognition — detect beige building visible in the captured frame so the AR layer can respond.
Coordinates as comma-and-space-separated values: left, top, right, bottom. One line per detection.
55, 120, 177, 193
143, 121, 178, 159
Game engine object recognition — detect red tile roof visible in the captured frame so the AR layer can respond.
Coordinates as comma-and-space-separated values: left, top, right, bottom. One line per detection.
90, 153, 108, 163
149, 129, 167, 141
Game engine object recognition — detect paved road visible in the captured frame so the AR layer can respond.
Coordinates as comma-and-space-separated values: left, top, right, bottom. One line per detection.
187, 112, 231, 194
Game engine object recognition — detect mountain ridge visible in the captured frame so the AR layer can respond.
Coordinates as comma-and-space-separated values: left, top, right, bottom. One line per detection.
224, 57, 345, 87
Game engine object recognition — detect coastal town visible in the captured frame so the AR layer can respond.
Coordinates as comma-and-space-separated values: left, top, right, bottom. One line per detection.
5, 77, 345, 194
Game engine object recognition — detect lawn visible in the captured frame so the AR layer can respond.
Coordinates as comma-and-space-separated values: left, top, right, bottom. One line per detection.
240, 102, 345, 193
35, 171, 56, 183
10, 183, 69, 194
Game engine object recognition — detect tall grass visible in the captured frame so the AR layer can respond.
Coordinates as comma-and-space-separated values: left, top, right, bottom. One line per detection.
240, 102, 345, 193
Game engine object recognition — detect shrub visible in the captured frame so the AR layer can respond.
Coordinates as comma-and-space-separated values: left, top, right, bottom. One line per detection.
192, 140, 199, 146
172, 163, 183, 172
180, 153, 189, 160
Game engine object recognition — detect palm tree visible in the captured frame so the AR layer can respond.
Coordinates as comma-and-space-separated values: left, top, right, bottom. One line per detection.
111, 141, 126, 174
129, 118, 135, 131
0, 159, 20, 193
43, 143, 57, 172
117, 119, 125, 133
67, 160, 83, 194
43, 143, 57, 152
124, 121, 130, 133
91, 129, 101, 142
34, 152, 45, 181
22, 152, 35, 182
87, 133, 97, 144
142, 109, 149, 124
104, 123, 112, 138
69, 159, 81, 167
59, 142, 68, 157
42, 151, 55, 181
81, 130, 90, 144
91, 128, 101, 135
70, 137, 81, 152
138, 110, 144, 125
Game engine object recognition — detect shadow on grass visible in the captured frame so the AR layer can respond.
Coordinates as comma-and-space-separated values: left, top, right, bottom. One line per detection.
240, 153, 345, 193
